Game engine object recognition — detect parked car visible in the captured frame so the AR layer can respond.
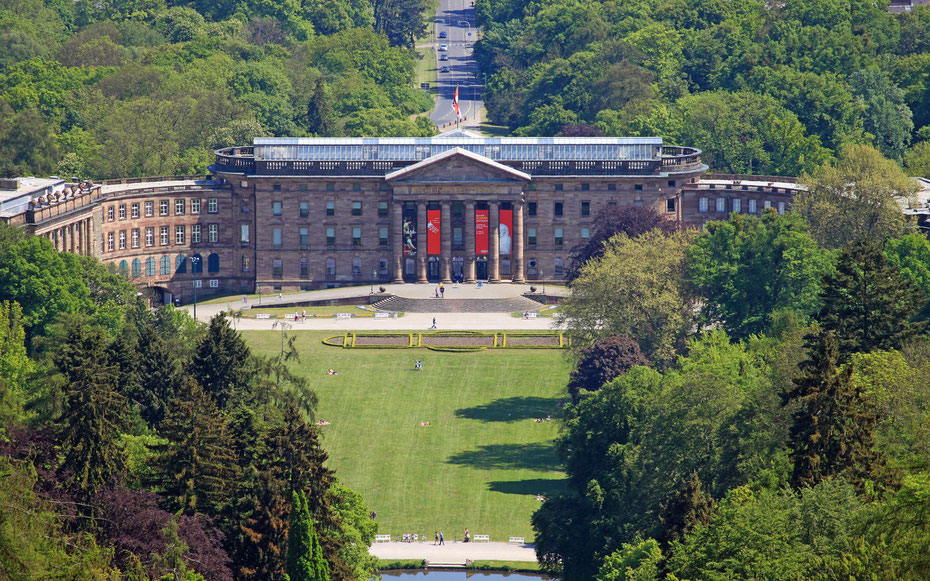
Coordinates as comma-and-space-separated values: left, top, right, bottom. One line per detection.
439, 44, 448, 51
440, 66, 451, 73
439, 53, 449, 61
438, 30, 447, 38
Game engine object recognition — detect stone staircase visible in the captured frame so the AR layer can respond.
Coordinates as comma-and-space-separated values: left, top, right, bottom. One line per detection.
372, 296, 545, 313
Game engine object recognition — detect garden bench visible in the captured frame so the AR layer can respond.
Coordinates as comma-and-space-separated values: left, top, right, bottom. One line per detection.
375, 312, 390, 318
256, 314, 271, 319
375, 535, 391, 542
509, 537, 525, 544
336, 313, 352, 318
473, 535, 490, 542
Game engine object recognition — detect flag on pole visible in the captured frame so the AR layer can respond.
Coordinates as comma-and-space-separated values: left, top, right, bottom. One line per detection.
452, 86, 462, 120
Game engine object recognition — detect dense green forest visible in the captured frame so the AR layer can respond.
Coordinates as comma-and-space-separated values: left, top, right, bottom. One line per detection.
539, 170, 930, 580
475, 0, 930, 177
0, 222, 376, 579
0, 0, 434, 179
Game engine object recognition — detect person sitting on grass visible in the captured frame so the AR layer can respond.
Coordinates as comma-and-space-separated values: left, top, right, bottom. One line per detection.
327, 369, 339, 375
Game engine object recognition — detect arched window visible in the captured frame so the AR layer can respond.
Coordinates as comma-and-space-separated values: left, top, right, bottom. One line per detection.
241, 255, 249, 272
161, 256, 170, 275
299, 257, 309, 278
554, 257, 564, 278
131, 258, 141, 278
176, 254, 187, 273
207, 253, 219, 273
191, 253, 203, 274
145, 257, 155, 276
119, 260, 129, 277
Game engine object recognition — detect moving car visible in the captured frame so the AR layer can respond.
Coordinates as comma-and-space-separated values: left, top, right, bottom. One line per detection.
439, 53, 448, 61
438, 31, 447, 38
439, 44, 448, 51
440, 66, 451, 73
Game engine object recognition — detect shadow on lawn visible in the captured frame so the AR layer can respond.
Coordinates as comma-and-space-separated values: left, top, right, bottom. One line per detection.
454, 396, 562, 423
488, 478, 569, 496
447, 443, 561, 472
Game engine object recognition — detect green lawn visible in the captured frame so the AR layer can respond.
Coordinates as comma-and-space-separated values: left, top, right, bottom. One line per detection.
242, 330, 570, 542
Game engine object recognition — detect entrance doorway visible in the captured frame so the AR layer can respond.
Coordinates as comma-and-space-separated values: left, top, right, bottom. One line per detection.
404, 258, 416, 282
428, 256, 440, 281
476, 257, 488, 280
452, 257, 464, 282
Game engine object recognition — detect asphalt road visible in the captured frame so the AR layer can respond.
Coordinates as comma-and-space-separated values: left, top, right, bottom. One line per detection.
429, 0, 483, 128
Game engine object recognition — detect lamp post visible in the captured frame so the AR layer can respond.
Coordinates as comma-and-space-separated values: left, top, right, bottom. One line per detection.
539, 267, 545, 295
191, 255, 201, 320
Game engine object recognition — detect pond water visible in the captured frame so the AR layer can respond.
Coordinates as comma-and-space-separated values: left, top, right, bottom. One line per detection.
381, 570, 553, 581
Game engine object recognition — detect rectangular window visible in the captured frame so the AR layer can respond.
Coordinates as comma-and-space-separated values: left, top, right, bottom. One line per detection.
131, 203, 139, 218
144, 201, 153, 217
160, 200, 169, 216
273, 228, 282, 246
272, 201, 282, 216
300, 259, 309, 277
272, 183, 281, 192
326, 183, 335, 192
145, 227, 154, 246
299, 184, 308, 191
326, 202, 335, 216
453, 227, 463, 246
379, 227, 389, 246
581, 183, 590, 191
528, 227, 537, 245
581, 201, 590, 216
608, 184, 616, 191
119, 205, 126, 220
119, 231, 126, 250
192, 224, 201, 243
379, 258, 388, 275
191, 199, 201, 214
667, 198, 676, 213
299, 202, 309, 217
554, 184, 563, 191
528, 202, 537, 216
175, 199, 185, 215
352, 202, 362, 216
581, 227, 590, 239
300, 227, 309, 245
699, 198, 708, 212
107, 232, 114, 251
378, 201, 389, 217
554, 202, 563, 217
208, 224, 218, 242
160, 226, 169, 246
749, 199, 757, 214
555, 228, 564, 246
716, 198, 726, 212
732, 199, 741, 213
352, 258, 362, 276
635, 184, 644, 191
764, 200, 772, 209
353, 183, 362, 192
107, 206, 115, 221
176, 225, 185, 244
131, 229, 139, 248
778, 201, 785, 215
326, 227, 335, 246
352, 227, 362, 246
452, 202, 463, 217
326, 258, 336, 276
273, 258, 283, 278
668, 180, 676, 187
208, 198, 218, 213
241, 224, 250, 243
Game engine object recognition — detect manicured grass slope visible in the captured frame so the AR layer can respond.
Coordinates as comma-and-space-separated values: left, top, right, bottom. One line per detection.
242, 331, 569, 542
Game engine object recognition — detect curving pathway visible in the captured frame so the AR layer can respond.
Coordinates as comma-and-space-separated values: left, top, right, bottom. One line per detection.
371, 541, 536, 564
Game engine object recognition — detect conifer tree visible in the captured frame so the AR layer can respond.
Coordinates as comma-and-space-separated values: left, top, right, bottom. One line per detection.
191, 313, 256, 409
54, 319, 129, 499
135, 322, 182, 427
817, 238, 925, 360
287, 490, 330, 581
658, 472, 716, 548
783, 332, 882, 491
148, 378, 238, 516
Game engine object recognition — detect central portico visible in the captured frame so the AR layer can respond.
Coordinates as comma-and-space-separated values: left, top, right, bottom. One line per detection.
385, 147, 531, 284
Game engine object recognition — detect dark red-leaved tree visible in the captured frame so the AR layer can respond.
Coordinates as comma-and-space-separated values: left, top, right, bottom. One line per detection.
567, 335, 649, 402
568, 205, 678, 281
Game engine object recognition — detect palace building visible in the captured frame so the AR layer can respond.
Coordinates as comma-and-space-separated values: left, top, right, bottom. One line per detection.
4, 130, 814, 304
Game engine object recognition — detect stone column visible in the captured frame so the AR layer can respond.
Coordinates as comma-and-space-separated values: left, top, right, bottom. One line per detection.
69, 224, 75, 254
440, 201, 452, 283
512, 200, 525, 283
87, 218, 93, 256
391, 201, 404, 283
464, 201, 476, 283
416, 201, 428, 283
489, 201, 500, 282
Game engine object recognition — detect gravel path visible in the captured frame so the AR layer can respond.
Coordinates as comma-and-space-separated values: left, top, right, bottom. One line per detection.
371, 541, 537, 563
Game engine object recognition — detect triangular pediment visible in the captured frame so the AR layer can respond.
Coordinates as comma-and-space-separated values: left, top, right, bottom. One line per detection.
385, 148, 531, 183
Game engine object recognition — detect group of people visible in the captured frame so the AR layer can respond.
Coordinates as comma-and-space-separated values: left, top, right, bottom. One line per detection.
533, 415, 553, 423
414, 360, 423, 371
434, 282, 446, 298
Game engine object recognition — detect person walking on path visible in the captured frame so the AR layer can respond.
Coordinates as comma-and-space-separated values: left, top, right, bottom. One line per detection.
430, 317, 437, 329
439, 282, 445, 298
434, 531, 439, 545
439, 532, 444, 545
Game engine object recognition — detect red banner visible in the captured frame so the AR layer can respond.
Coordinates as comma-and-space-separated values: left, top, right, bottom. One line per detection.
499, 209, 513, 255
475, 209, 489, 255
427, 209, 440, 255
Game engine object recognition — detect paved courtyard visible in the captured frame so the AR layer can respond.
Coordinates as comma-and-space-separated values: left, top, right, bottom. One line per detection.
185, 283, 568, 331
371, 541, 537, 563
